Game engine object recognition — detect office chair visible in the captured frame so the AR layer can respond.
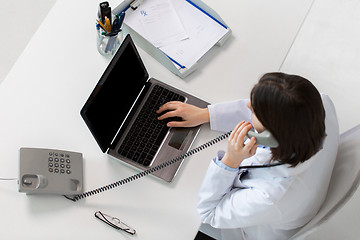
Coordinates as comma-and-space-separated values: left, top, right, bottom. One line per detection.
290, 124, 360, 239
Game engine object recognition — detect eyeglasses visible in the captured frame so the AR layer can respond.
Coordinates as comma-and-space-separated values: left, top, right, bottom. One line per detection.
95, 211, 136, 235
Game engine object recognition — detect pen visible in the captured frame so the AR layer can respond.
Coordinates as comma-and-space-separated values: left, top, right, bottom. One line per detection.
112, 11, 125, 33
105, 35, 116, 53
111, 14, 120, 32
117, 11, 126, 29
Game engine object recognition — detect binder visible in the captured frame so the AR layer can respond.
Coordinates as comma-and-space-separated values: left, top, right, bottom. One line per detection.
113, 0, 232, 78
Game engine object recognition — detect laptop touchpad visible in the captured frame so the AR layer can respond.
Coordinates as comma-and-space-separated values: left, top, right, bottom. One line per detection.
168, 129, 193, 150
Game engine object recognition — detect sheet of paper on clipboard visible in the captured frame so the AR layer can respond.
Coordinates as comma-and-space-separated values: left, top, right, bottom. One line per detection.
137, 0, 189, 48
124, 0, 229, 69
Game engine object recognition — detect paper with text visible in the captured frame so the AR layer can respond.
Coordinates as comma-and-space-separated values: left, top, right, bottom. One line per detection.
129, 0, 188, 48
124, 0, 229, 69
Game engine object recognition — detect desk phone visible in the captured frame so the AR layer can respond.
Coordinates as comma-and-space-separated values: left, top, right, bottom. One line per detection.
65, 128, 279, 201
15, 129, 277, 199
19, 148, 83, 195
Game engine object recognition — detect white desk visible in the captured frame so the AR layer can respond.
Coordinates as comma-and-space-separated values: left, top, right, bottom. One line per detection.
0, 0, 313, 239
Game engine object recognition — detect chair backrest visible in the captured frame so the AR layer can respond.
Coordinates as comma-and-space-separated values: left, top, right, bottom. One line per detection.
290, 124, 360, 239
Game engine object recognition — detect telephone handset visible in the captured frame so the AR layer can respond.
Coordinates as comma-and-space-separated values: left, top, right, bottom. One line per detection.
247, 129, 279, 148
65, 127, 280, 202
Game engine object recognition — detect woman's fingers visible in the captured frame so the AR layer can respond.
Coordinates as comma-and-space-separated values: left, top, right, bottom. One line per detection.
157, 101, 209, 128
156, 101, 181, 113
236, 123, 253, 144
229, 121, 244, 142
230, 121, 252, 146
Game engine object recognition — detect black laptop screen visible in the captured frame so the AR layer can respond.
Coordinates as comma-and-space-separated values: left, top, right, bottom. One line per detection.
81, 35, 149, 152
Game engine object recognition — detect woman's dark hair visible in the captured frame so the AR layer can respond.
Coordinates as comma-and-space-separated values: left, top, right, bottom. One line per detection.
250, 72, 325, 167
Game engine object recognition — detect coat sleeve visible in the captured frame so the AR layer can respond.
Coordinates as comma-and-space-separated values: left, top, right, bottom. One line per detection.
197, 154, 282, 229
208, 99, 252, 132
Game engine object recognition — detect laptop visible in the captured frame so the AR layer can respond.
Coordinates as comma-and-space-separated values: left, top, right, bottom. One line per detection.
81, 34, 209, 182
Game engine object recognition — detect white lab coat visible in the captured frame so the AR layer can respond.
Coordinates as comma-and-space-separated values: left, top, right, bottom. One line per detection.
197, 94, 339, 240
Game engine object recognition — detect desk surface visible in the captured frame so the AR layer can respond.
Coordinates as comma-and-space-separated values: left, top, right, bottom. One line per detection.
0, 0, 313, 239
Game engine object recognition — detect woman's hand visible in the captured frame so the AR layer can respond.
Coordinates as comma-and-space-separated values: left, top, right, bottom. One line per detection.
157, 101, 210, 127
222, 121, 258, 168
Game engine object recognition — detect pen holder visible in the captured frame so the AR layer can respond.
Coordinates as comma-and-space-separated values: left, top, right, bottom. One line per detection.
96, 30, 123, 57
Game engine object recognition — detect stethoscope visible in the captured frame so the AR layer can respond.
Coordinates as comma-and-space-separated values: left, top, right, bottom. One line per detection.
237, 162, 285, 182
238, 162, 285, 169
238, 144, 286, 169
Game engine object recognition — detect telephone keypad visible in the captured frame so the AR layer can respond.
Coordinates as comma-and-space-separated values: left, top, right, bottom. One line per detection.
48, 151, 71, 174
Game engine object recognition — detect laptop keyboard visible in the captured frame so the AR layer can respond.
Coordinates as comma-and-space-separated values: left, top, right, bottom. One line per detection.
117, 85, 185, 166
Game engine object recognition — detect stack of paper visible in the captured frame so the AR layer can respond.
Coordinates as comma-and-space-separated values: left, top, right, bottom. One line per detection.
124, 0, 229, 69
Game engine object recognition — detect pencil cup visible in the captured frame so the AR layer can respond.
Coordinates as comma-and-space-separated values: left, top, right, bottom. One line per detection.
96, 30, 123, 57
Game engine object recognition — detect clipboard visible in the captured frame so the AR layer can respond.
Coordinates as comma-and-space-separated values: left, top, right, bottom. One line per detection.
113, 0, 231, 78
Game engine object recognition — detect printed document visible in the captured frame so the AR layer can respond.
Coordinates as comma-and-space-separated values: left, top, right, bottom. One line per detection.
128, 0, 188, 48
124, 0, 229, 69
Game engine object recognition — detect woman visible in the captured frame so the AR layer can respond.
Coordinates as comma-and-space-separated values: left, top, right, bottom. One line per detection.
157, 72, 339, 240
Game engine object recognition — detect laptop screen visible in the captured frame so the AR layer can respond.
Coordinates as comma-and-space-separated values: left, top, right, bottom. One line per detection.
81, 35, 149, 152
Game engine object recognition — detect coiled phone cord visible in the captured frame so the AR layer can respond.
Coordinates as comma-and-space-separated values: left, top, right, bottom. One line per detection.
64, 131, 232, 202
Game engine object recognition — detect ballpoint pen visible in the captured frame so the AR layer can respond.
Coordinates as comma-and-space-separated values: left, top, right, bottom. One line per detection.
104, 34, 116, 53
118, 11, 126, 30
111, 11, 126, 33
111, 15, 120, 33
